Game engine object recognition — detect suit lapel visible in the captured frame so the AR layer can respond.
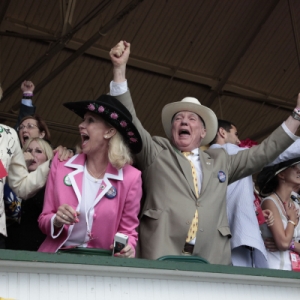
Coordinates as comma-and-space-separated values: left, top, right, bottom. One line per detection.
199, 150, 214, 196
93, 164, 123, 206
176, 151, 198, 199
64, 154, 85, 205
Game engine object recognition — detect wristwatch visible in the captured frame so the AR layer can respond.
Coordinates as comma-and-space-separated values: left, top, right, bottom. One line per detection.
292, 111, 300, 121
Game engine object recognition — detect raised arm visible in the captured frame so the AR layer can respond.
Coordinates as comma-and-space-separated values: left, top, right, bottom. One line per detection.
15, 81, 36, 130
109, 41, 162, 169
7, 129, 50, 200
225, 95, 300, 184
285, 94, 300, 134
110, 40, 129, 83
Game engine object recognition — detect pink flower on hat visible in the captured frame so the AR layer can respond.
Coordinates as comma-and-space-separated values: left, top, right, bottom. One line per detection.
120, 121, 127, 127
128, 131, 134, 136
110, 112, 118, 119
98, 106, 105, 113
130, 138, 137, 142
87, 104, 95, 111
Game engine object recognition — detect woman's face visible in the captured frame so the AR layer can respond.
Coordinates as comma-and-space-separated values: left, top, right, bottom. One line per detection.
78, 112, 115, 157
279, 164, 300, 189
19, 118, 45, 146
25, 140, 48, 172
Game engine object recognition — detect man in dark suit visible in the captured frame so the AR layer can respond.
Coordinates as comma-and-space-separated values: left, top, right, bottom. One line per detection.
108, 41, 300, 264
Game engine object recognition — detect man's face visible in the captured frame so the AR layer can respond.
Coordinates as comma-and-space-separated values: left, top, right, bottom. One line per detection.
171, 111, 206, 151
224, 125, 240, 145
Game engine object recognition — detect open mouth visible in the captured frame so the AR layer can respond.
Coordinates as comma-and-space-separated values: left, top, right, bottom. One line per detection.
179, 129, 190, 136
23, 135, 29, 142
81, 133, 90, 146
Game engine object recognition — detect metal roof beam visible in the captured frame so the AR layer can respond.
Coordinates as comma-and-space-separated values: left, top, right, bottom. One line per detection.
34, 0, 144, 94
205, 0, 281, 108
288, 0, 300, 71
248, 121, 283, 141
0, 31, 56, 41
1, 0, 115, 101
1, 17, 294, 110
60, 0, 77, 36
0, 0, 10, 27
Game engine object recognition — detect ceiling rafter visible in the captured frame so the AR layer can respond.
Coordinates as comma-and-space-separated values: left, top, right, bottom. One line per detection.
34, 0, 144, 94
0, 0, 10, 27
205, 0, 281, 108
249, 121, 282, 141
288, 0, 300, 72
1, 0, 116, 101
1, 19, 294, 112
60, 0, 77, 36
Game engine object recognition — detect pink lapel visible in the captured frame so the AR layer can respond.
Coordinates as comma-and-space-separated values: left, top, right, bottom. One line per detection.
65, 155, 124, 206
93, 163, 123, 205
64, 154, 86, 204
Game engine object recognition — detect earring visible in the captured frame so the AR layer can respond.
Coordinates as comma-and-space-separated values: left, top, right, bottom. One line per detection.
104, 135, 108, 139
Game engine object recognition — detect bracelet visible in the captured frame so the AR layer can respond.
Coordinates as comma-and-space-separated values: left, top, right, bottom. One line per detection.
291, 111, 300, 121
23, 92, 33, 97
289, 240, 296, 251
288, 219, 296, 226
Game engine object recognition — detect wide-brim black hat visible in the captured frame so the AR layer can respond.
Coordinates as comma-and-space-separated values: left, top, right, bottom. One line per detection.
257, 157, 300, 196
64, 95, 142, 154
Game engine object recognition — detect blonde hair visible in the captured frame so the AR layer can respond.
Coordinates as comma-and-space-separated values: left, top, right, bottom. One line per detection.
23, 137, 53, 161
108, 131, 133, 169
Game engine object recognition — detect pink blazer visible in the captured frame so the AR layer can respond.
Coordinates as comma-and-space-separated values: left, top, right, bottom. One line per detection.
38, 153, 142, 254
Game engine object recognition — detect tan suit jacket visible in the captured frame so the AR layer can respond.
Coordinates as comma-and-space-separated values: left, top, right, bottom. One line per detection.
116, 91, 294, 264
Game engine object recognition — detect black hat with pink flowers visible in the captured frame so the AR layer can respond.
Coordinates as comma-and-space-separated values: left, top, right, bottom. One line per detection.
64, 94, 142, 154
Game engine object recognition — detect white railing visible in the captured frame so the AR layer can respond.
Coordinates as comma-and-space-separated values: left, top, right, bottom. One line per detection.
0, 250, 299, 300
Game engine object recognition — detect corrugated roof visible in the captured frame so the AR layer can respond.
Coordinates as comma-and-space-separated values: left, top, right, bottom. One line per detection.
1, 0, 300, 149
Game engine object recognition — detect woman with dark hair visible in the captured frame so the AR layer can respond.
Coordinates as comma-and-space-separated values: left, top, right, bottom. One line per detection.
38, 95, 142, 257
18, 114, 51, 146
257, 157, 300, 270
5, 113, 70, 228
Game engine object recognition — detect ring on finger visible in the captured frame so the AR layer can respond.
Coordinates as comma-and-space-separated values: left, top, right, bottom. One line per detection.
62, 213, 66, 219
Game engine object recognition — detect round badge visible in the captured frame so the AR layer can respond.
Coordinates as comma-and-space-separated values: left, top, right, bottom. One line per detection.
64, 175, 72, 186
218, 171, 226, 183
105, 186, 117, 199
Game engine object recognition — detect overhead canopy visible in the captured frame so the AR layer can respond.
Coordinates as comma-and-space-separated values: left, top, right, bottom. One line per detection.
0, 0, 300, 148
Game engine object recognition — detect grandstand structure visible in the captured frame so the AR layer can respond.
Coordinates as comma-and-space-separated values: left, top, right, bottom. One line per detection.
1, 1, 300, 298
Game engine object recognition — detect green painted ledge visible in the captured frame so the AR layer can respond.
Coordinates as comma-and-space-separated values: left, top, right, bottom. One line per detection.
0, 249, 300, 280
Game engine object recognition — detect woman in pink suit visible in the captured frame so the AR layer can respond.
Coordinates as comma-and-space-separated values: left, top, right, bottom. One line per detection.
38, 95, 142, 257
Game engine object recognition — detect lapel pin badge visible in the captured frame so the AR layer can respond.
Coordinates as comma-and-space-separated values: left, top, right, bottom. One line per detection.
105, 186, 117, 199
218, 170, 226, 183
63, 175, 72, 186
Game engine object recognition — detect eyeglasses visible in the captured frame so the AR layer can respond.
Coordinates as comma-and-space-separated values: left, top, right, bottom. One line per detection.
18, 123, 38, 131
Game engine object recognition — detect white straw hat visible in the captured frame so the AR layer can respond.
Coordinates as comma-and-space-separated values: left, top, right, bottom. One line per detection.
161, 97, 218, 145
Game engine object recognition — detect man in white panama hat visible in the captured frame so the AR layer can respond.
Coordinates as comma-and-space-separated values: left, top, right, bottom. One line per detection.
109, 41, 300, 265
